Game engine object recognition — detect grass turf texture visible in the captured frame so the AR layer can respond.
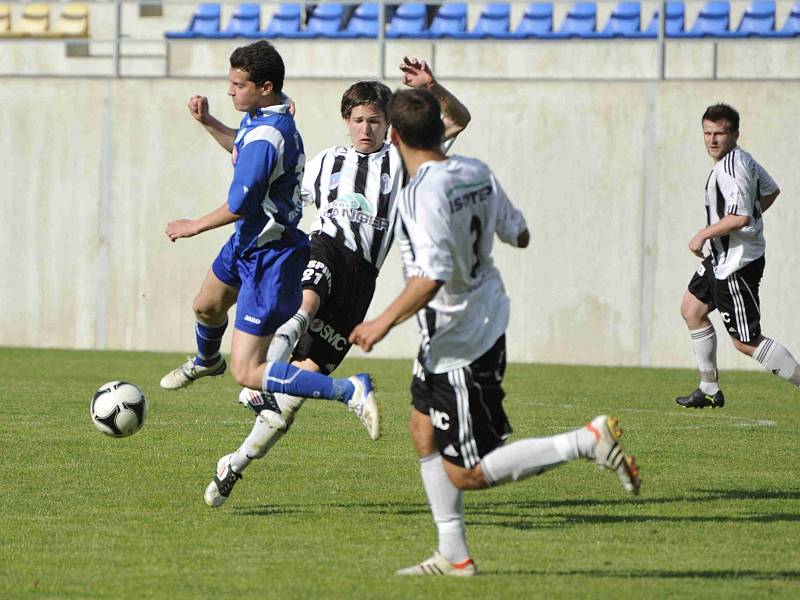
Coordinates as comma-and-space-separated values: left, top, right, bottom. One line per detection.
1, 347, 798, 599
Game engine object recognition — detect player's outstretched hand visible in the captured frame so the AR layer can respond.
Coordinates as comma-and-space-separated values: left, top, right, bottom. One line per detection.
400, 56, 435, 89
165, 219, 199, 242
349, 319, 391, 353
187, 95, 210, 124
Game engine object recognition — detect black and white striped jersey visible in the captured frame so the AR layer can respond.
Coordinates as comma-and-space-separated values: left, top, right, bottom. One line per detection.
396, 155, 528, 374
301, 142, 403, 270
704, 147, 778, 279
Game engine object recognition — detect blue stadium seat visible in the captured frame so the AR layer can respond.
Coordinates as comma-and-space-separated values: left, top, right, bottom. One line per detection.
429, 2, 468, 37
261, 3, 302, 37
762, 0, 800, 37
304, 3, 354, 37
733, 0, 775, 36
165, 3, 221, 39
558, 2, 598, 37
502, 2, 555, 38
602, 2, 645, 38
453, 2, 510, 38
222, 4, 260, 37
680, 0, 730, 37
345, 2, 380, 37
642, 1, 685, 36
386, 2, 428, 38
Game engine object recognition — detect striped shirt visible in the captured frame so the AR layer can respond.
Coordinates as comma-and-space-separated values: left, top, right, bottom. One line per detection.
301, 142, 403, 270
396, 155, 528, 374
704, 146, 778, 279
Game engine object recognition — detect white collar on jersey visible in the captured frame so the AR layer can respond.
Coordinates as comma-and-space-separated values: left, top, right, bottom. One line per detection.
246, 104, 290, 125
354, 141, 391, 159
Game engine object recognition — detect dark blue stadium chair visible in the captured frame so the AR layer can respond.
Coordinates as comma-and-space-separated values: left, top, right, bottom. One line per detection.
499, 2, 555, 38
429, 2, 468, 38
602, 1, 646, 38
558, 2, 599, 37
260, 3, 302, 37
165, 3, 221, 39
386, 2, 429, 38
452, 2, 509, 39
730, 0, 775, 36
762, 0, 800, 37
642, 1, 685, 36
345, 2, 380, 37
221, 3, 260, 37
679, 0, 730, 37
303, 3, 356, 37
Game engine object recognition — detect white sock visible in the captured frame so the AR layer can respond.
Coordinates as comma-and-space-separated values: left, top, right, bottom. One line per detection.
480, 427, 595, 486
229, 414, 285, 471
267, 310, 312, 363
755, 337, 800, 387
690, 325, 719, 394
420, 454, 469, 564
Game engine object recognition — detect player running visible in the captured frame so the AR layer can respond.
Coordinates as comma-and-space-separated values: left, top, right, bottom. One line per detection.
677, 103, 800, 408
350, 88, 641, 576
160, 41, 377, 506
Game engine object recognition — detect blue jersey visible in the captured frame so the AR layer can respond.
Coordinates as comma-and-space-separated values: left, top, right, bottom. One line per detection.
229, 104, 305, 254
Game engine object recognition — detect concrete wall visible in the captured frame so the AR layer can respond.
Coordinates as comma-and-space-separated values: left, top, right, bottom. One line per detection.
1, 76, 798, 371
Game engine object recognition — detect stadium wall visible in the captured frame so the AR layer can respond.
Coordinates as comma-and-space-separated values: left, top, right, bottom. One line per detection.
1, 77, 798, 371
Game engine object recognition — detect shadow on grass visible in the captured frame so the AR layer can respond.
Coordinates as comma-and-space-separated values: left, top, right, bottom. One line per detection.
481, 568, 800, 580
469, 512, 800, 530
234, 488, 800, 524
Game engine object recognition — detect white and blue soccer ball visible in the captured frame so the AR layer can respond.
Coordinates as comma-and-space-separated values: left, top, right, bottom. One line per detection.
90, 381, 148, 438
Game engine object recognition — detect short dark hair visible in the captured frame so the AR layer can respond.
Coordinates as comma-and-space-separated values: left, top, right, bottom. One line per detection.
229, 41, 284, 93
702, 103, 740, 133
340, 81, 393, 121
388, 88, 444, 150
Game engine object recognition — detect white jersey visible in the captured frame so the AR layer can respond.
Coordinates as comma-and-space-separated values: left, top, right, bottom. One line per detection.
704, 147, 778, 279
396, 155, 528, 373
301, 142, 403, 270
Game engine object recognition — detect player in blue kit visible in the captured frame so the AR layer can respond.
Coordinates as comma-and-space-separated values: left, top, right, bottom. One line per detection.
160, 41, 378, 506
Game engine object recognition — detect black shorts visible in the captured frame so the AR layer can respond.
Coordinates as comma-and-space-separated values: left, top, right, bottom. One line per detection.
687, 255, 765, 343
292, 233, 377, 374
411, 336, 512, 469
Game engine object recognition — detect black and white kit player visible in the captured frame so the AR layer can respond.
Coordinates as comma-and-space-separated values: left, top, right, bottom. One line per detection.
678, 103, 800, 409
350, 88, 641, 576
228, 59, 471, 479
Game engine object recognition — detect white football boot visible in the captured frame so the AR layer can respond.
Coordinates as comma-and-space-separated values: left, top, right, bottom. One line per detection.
346, 374, 380, 440
588, 415, 641, 495
160, 356, 226, 390
396, 551, 476, 577
204, 454, 242, 508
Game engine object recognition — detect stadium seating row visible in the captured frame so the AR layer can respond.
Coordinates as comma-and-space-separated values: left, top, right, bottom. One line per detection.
165, 1, 800, 40
0, 3, 89, 38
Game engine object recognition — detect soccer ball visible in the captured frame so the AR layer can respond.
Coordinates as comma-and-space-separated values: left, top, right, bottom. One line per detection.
90, 381, 148, 437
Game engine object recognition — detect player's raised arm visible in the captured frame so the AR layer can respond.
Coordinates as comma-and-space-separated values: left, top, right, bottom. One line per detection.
188, 95, 237, 153
399, 56, 471, 140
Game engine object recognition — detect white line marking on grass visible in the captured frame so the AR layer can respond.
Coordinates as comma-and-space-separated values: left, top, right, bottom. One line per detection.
525, 403, 777, 428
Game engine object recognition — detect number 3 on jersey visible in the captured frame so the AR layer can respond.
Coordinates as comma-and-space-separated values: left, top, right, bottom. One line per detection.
470, 215, 482, 277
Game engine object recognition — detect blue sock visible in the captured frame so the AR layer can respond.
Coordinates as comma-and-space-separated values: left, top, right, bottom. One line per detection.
194, 318, 227, 366
263, 362, 355, 403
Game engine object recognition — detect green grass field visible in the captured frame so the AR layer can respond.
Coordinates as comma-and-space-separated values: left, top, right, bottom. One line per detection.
1, 347, 798, 599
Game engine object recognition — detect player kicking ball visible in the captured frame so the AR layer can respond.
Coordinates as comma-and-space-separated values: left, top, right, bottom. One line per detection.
350, 89, 641, 576
160, 41, 378, 506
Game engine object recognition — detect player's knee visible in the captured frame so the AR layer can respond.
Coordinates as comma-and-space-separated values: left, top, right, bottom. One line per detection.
229, 361, 258, 390
445, 466, 487, 491
731, 336, 758, 357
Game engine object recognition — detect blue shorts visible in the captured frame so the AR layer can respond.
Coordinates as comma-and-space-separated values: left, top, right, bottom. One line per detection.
212, 235, 310, 337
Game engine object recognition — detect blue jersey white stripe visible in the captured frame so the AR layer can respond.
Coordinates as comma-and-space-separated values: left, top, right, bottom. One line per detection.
229, 104, 305, 253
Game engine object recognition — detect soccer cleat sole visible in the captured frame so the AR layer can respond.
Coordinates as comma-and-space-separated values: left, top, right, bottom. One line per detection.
597, 416, 641, 496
